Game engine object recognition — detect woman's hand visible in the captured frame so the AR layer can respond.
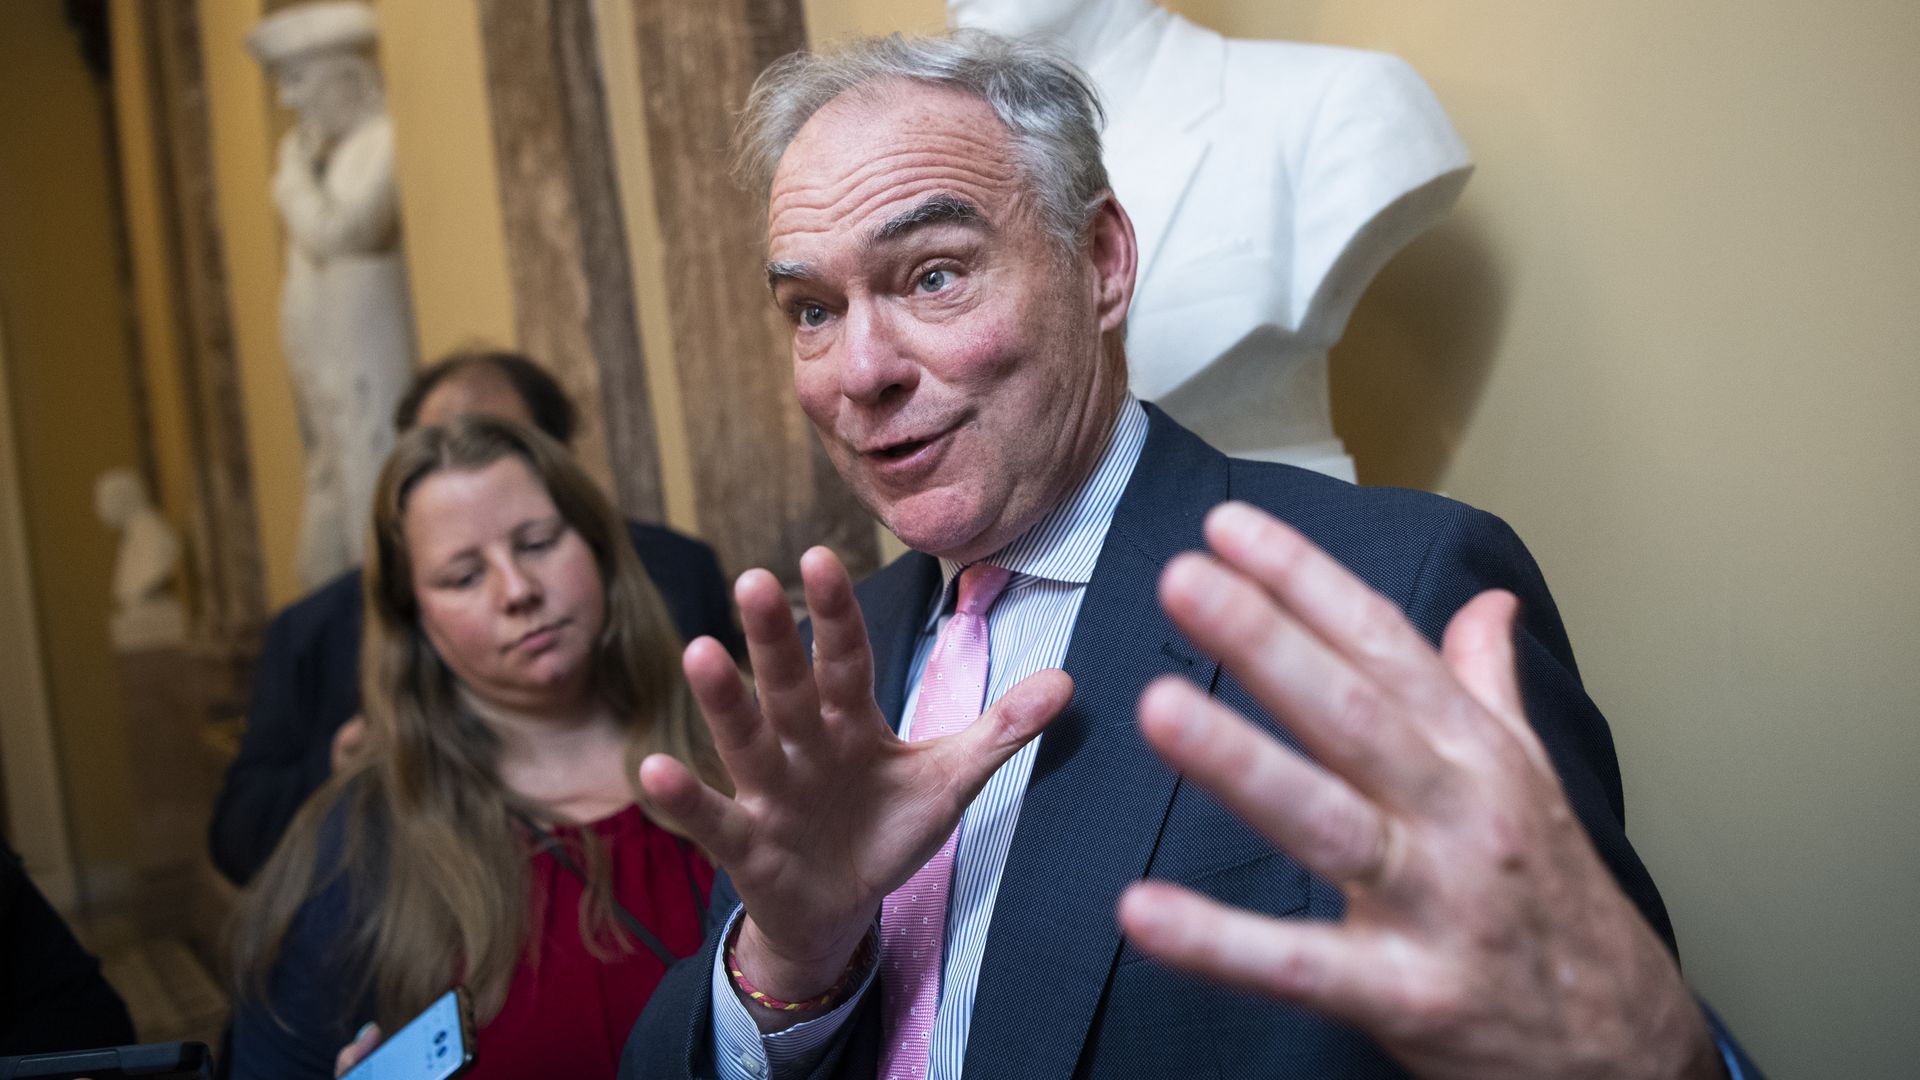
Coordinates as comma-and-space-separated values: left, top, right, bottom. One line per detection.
333, 1022, 381, 1077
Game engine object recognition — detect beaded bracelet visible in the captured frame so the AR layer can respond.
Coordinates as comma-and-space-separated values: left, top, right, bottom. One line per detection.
724, 920, 876, 1014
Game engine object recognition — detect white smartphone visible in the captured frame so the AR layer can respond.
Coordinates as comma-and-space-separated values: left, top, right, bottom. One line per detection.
340, 987, 476, 1080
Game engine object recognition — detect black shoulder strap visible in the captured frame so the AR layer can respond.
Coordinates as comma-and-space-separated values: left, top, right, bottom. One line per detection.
519, 815, 697, 968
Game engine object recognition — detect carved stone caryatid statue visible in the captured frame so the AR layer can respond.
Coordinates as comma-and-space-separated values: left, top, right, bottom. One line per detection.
94, 468, 186, 650
248, 1, 417, 586
949, 0, 1472, 480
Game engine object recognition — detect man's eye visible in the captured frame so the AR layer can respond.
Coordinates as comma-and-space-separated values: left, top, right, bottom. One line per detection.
917, 269, 951, 293
798, 303, 829, 328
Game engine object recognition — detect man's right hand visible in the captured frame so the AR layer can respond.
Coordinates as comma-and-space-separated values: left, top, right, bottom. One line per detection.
638, 547, 1071, 1029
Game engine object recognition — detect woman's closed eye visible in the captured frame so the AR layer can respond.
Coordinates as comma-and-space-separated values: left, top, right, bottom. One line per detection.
436, 565, 483, 590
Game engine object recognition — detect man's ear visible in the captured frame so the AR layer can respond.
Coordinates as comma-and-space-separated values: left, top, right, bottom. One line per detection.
1087, 194, 1139, 334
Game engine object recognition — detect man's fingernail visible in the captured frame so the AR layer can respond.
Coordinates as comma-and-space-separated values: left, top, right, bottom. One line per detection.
1179, 560, 1227, 615
354, 1022, 376, 1042
1213, 501, 1263, 542
1141, 681, 1198, 746
1120, 886, 1168, 934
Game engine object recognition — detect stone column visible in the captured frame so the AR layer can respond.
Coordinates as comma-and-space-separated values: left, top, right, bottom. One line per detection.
619, 0, 878, 584
475, 0, 665, 523
140, 0, 266, 647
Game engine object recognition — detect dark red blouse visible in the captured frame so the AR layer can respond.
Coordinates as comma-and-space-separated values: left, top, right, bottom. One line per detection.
469, 805, 712, 1080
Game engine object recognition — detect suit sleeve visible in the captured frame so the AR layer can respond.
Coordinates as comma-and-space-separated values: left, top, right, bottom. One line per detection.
671, 539, 746, 661
0, 839, 135, 1055
1400, 504, 1676, 951
620, 872, 879, 1080
209, 602, 346, 886
1377, 501, 1769, 1073
628, 523, 746, 660
227, 852, 372, 1079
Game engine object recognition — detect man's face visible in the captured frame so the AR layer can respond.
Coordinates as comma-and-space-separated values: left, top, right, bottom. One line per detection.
768, 81, 1134, 563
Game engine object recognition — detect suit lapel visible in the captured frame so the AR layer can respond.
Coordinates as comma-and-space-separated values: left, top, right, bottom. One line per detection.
963, 408, 1228, 1078
857, 551, 943, 732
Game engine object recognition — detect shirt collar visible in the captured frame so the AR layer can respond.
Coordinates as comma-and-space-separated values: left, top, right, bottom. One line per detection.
924, 396, 1149, 629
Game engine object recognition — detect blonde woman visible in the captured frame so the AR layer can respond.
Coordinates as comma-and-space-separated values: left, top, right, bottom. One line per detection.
229, 417, 728, 1079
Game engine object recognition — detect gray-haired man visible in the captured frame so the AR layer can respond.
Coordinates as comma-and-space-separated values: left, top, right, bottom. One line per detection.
623, 31, 1758, 1080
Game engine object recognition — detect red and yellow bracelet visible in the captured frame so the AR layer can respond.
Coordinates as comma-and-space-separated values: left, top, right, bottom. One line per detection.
724, 919, 876, 1014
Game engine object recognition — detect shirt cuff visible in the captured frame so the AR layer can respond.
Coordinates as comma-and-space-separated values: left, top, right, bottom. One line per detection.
1719, 1041, 1746, 1080
709, 905, 879, 1080
1699, 998, 1762, 1080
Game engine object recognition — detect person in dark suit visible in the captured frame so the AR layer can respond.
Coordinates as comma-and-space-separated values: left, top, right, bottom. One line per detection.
1, 835, 135, 1057
621, 31, 1759, 1080
209, 349, 742, 887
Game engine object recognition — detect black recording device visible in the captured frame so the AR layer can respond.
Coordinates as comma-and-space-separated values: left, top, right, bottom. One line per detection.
0, 1040, 212, 1080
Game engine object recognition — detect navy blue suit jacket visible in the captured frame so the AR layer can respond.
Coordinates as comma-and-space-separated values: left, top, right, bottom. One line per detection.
623, 408, 1757, 1078
208, 520, 743, 886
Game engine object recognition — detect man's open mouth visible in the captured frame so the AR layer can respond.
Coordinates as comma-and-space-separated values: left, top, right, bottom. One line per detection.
874, 436, 935, 460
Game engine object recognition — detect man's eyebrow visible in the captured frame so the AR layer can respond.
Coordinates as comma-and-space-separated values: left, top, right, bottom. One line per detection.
869, 193, 990, 247
766, 259, 811, 293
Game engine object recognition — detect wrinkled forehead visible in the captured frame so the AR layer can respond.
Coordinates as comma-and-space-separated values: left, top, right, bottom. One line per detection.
766, 81, 1026, 255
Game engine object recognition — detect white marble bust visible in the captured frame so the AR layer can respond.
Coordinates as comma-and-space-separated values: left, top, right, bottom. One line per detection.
94, 468, 186, 650
249, 1, 417, 586
949, 0, 1472, 480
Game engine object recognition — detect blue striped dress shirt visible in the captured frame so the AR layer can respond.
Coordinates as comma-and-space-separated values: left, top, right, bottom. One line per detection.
711, 397, 1150, 1080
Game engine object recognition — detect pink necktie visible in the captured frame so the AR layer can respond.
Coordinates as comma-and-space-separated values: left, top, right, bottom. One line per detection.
878, 563, 1013, 1080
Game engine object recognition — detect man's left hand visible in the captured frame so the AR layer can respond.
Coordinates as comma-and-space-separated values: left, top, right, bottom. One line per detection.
1117, 502, 1724, 1080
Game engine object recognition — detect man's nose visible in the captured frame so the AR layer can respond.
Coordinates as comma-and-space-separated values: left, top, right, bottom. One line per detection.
838, 302, 917, 407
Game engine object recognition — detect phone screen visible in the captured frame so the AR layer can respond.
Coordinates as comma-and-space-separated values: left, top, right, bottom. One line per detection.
341, 988, 473, 1080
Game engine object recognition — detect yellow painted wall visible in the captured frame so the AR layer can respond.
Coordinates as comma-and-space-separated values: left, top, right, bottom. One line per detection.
199, 0, 306, 610
0, 1, 144, 882
809, 0, 1914, 1073
376, 0, 517, 360
1183, 5, 1914, 1075
802, 0, 941, 44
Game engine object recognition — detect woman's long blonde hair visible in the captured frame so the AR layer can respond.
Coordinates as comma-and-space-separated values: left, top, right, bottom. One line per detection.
231, 417, 727, 1029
